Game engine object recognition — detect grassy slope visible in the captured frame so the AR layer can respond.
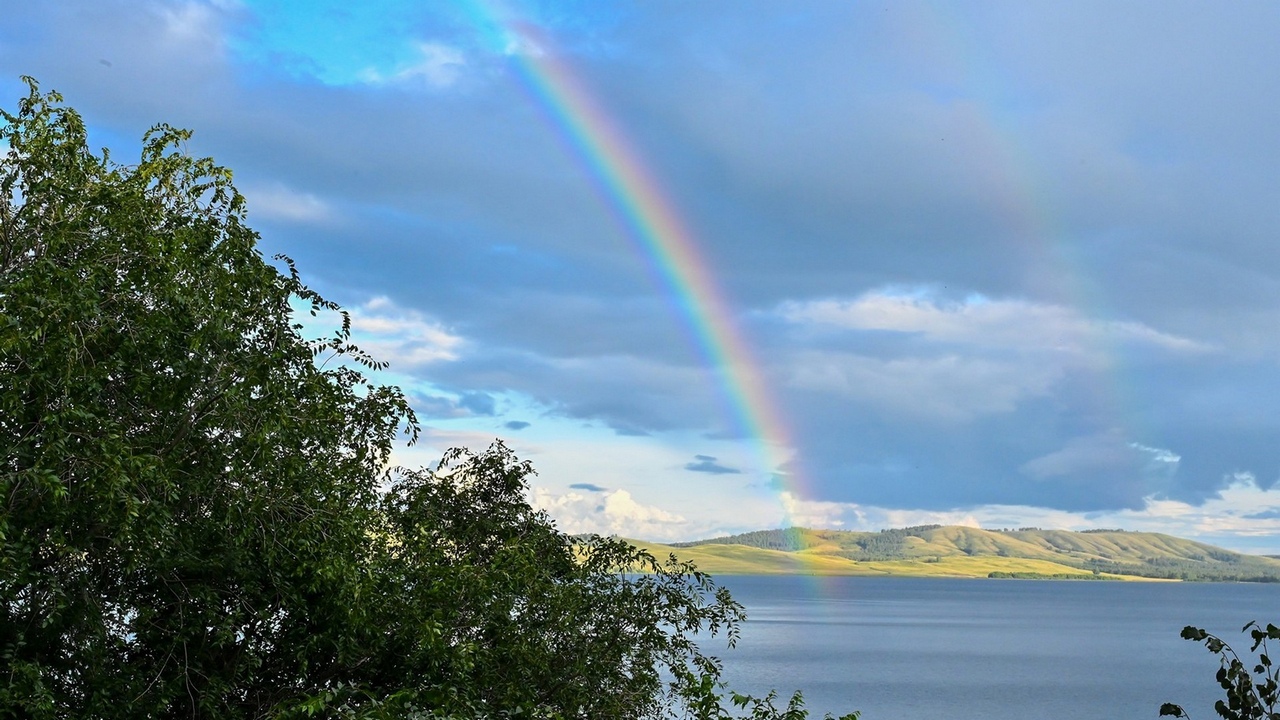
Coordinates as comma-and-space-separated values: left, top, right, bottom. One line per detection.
641, 526, 1280, 580
625, 538, 1146, 580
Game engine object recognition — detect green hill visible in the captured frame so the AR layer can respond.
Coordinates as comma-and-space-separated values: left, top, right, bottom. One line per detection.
637, 526, 1280, 582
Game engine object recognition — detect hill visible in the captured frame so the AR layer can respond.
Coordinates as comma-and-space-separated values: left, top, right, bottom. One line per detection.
630, 526, 1280, 582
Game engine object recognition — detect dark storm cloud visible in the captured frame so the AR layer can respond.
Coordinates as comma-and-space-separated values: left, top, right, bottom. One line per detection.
6, 0, 1280, 517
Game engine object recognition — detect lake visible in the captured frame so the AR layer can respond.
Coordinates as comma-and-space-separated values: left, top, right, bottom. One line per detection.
711, 576, 1280, 720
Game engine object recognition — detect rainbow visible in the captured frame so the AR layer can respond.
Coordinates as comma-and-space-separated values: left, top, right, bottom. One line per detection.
456, 3, 1154, 568
466, 2, 806, 525
912, 1, 1136, 433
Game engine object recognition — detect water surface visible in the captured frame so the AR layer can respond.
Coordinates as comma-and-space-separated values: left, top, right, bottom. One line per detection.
713, 576, 1280, 720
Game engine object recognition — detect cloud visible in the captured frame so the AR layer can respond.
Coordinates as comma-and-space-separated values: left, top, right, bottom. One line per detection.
568, 482, 607, 492
684, 455, 741, 475
396, 42, 466, 87
779, 473, 1280, 553
764, 288, 1242, 512
11, 0, 1280, 538
775, 289, 1212, 425
530, 487, 700, 542
456, 392, 495, 416
788, 351, 1060, 423
404, 390, 496, 419
1021, 431, 1179, 483
504, 420, 531, 431
144, 0, 233, 60
779, 291, 1211, 358
425, 349, 728, 437
243, 183, 333, 224
360, 41, 467, 88
410, 393, 472, 419
343, 296, 464, 369
780, 492, 983, 532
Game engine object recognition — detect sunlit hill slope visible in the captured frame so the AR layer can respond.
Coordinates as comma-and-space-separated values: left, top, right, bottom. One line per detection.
626, 526, 1280, 582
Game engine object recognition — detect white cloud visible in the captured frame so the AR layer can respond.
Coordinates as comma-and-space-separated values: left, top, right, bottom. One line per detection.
531, 487, 699, 542
244, 183, 333, 224
776, 289, 1213, 422
780, 290, 1212, 358
392, 421, 1280, 552
399, 42, 465, 87
157, 1, 227, 52
394, 425, 796, 543
780, 492, 984, 531
360, 42, 466, 88
346, 296, 464, 368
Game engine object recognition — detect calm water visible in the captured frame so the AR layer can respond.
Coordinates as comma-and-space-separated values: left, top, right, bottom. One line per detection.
711, 576, 1280, 720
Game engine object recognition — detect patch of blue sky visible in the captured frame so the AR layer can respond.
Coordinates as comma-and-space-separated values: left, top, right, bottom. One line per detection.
394, 378, 764, 465
228, 0, 457, 85
1119, 129, 1182, 165
226, 0, 632, 86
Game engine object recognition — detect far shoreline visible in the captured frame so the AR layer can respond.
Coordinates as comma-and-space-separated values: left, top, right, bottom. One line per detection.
625, 525, 1280, 583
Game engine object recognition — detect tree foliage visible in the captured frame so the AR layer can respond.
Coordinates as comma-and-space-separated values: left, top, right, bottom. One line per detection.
1161, 622, 1280, 720
0, 80, 857, 719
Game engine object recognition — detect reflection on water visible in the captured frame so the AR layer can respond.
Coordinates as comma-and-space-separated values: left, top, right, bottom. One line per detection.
713, 576, 1280, 720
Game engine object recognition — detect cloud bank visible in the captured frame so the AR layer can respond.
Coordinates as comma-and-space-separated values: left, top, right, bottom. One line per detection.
7, 0, 1280, 549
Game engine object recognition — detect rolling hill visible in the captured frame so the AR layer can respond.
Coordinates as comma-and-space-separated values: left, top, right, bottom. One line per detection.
622, 526, 1280, 581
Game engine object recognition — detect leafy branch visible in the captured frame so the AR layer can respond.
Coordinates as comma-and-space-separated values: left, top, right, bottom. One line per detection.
1161, 621, 1280, 720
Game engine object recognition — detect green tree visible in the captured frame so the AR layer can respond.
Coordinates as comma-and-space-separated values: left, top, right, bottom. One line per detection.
1161, 622, 1280, 720
1, 76, 419, 719
0, 79, 857, 720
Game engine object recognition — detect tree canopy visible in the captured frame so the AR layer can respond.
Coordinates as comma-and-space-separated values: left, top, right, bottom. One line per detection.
0, 80, 857, 720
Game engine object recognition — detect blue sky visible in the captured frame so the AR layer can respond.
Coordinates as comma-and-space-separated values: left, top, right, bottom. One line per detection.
6, 0, 1280, 550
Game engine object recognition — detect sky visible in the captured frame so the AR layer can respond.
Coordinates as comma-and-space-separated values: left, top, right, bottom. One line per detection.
5, 0, 1280, 551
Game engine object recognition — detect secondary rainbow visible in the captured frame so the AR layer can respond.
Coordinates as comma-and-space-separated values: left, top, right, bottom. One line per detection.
468, 3, 806, 515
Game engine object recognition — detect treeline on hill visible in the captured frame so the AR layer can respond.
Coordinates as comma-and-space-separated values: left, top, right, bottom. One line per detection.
1077, 557, 1280, 583
673, 525, 949, 562
679, 526, 1280, 582
986, 572, 1119, 580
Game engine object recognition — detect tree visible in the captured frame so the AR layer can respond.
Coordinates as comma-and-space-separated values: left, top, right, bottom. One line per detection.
0, 79, 857, 720
1160, 622, 1280, 720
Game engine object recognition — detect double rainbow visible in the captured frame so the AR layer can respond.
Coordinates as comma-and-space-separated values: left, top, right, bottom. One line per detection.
471, 5, 803, 514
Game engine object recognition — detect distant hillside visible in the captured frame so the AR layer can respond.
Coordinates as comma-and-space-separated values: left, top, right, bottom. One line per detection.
650, 526, 1280, 582
624, 537, 1142, 581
